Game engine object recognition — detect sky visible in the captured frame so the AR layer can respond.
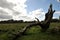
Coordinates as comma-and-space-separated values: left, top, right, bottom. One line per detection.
0, 0, 60, 21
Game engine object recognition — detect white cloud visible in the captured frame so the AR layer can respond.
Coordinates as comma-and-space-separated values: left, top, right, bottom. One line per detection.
53, 17, 59, 19
27, 9, 45, 21
0, 0, 45, 21
55, 11, 60, 15
52, 11, 60, 19
6, 0, 28, 20
15, 8, 45, 21
57, 0, 60, 2
0, 0, 28, 21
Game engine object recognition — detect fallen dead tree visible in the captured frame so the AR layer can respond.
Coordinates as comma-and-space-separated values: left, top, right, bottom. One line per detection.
12, 4, 55, 40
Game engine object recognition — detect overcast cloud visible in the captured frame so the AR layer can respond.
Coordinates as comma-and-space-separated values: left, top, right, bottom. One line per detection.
0, 0, 15, 9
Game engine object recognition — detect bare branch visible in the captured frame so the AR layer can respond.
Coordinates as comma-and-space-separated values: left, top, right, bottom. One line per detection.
35, 17, 40, 22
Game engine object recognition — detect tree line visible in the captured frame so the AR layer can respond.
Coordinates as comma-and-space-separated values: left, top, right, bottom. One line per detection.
0, 18, 60, 23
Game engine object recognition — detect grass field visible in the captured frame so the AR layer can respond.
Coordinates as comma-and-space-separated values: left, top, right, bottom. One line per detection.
0, 22, 60, 40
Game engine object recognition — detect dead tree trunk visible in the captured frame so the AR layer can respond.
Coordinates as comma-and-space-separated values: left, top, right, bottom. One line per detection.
41, 4, 55, 31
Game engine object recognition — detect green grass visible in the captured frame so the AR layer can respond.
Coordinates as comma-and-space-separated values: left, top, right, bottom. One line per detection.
0, 22, 60, 40
50, 22, 60, 28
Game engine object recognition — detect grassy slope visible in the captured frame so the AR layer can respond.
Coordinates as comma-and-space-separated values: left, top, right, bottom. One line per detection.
0, 22, 60, 40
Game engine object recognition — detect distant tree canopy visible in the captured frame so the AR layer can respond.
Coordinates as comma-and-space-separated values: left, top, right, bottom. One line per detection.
51, 19, 60, 22
0, 19, 24, 23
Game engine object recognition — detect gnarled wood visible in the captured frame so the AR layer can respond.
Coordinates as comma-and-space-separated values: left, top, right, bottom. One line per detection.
12, 4, 55, 40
